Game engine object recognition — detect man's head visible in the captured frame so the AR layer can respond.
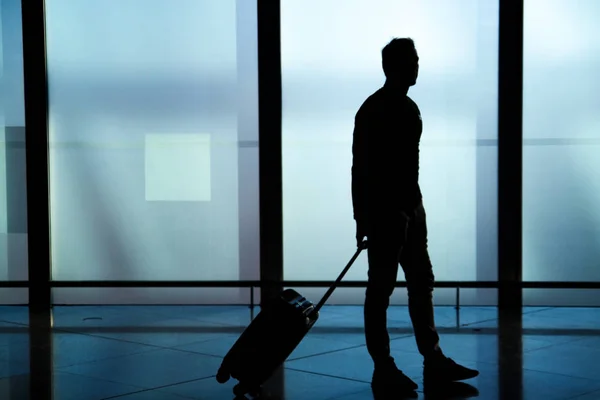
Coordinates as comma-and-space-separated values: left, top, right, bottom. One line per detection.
382, 37, 419, 86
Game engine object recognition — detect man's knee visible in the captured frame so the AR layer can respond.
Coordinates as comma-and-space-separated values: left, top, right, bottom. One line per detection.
365, 281, 395, 303
406, 269, 435, 297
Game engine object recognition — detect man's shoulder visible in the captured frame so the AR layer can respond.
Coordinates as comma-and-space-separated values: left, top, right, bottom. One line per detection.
406, 96, 422, 122
356, 89, 385, 119
406, 95, 420, 110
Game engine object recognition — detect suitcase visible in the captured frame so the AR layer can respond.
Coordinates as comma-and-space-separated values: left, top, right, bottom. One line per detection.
215, 241, 367, 398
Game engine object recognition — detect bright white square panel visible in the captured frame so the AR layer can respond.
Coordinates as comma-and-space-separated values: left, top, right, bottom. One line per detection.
144, 133, 211, 202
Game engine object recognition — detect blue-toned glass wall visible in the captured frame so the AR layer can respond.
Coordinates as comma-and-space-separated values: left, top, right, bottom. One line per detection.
523, 0, 600, 306
45, 0, 259, 304
0, 0, 28, 304
281, 0, 500, 305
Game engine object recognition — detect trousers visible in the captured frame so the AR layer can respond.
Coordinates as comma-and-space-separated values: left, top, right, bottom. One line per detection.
364, 201, 440, 365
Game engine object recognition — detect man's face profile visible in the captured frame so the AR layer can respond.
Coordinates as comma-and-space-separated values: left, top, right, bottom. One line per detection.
406, 50, 419, 86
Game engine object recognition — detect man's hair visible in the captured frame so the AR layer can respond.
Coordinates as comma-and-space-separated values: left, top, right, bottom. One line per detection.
381, 37, 416, 78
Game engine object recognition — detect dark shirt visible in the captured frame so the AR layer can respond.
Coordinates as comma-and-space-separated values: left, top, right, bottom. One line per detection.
351, 83, 423, 223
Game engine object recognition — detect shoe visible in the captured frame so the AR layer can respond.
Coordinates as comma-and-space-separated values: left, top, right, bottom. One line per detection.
423, 354, 479, 382
371, 361, 418, 396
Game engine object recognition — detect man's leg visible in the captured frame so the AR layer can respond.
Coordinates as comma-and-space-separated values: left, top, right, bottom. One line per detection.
398, 203, 440, 357
365, 217, 418, 393
364, 225, 401, 365
400, 202, 479, 381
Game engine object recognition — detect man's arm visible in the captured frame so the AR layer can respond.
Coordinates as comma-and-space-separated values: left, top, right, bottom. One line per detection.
351, 111, 369, 224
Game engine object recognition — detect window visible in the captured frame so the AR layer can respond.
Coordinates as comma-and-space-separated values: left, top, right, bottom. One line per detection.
0, 0, 28, 304
45, 0, 259, 304
523, 0, 600, 306
281, 0, 499, 305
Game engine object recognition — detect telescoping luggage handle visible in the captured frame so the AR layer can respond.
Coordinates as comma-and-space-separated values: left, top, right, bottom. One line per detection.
311, 240, 368, 315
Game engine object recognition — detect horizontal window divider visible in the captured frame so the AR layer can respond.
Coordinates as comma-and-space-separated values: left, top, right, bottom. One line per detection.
1, 281, 599, 289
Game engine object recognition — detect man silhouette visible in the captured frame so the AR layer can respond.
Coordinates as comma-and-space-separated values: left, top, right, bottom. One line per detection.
351, 38, 479, 394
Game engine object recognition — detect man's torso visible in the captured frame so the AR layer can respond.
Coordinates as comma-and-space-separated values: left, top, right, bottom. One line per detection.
355, 86, 423, 213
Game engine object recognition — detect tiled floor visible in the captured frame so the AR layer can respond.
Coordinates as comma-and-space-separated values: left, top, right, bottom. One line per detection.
0, 305, 599, 399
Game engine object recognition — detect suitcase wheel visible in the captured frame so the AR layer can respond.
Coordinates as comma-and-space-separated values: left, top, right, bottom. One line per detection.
233, 383, 261, 397
215, 367, 230, 384
233, 383, 246, 396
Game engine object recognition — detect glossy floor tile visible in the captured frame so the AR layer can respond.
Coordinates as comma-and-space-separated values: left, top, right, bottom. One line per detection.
0, 305, 599, 399
159, 369, 370, 400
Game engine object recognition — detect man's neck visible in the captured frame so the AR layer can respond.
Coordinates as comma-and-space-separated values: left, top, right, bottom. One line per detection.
384, 79, 409, 95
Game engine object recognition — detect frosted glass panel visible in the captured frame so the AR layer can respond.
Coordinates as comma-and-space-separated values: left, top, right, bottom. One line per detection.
46, 0, 259, 304
281, 0, 499, 305
144, 134, 212, 202
523, 0, 600, 305
0, 0, 28, 304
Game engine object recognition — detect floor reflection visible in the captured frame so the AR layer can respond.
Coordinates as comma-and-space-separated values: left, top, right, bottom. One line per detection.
0, 305, 599, 399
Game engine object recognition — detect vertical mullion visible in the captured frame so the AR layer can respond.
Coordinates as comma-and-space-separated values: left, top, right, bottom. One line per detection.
498, 0, 524, 398
22, 2, 53, 399
22, 0, 52, 310
257, 0, 283, 305
256, 1, 285, 397
498, 0, 523, 310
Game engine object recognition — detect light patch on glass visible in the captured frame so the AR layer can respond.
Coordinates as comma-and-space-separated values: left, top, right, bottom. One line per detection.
0, 115, 6, 274
0, 117, 6, 234
144, 133, 211, 202
0, 3, 4, 233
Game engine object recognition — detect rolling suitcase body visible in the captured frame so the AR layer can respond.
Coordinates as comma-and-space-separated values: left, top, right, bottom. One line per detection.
216, 289, 318, 397
216, 242, 367, 397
